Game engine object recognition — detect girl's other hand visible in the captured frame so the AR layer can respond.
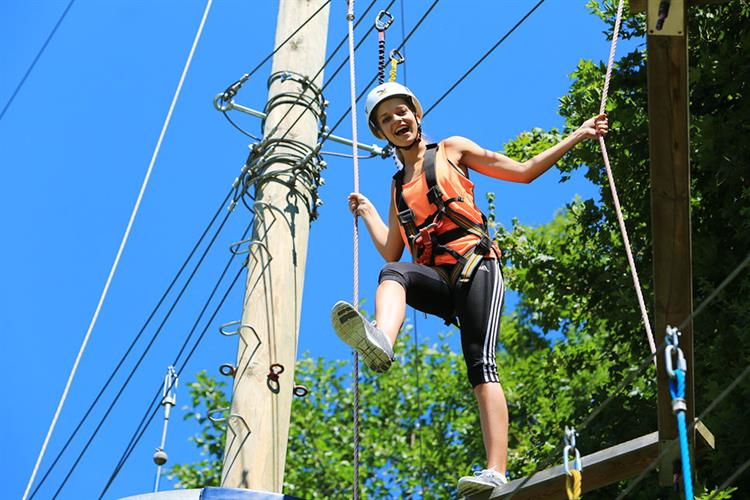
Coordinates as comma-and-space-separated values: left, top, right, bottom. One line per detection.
577, 113, 609, 140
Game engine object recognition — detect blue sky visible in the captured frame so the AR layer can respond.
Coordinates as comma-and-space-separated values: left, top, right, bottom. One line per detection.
1, 1, 639, 498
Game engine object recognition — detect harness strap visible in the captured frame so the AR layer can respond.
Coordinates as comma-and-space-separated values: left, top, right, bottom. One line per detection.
393, 142, 496, 284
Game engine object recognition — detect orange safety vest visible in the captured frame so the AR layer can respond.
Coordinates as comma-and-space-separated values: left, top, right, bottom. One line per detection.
393, 142, 500, 284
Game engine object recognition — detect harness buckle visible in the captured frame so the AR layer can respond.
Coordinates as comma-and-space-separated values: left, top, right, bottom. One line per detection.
398, 208, 415, 226
475, 235, 493, 256
426, 185, 444, 207
411, 222, 438, 264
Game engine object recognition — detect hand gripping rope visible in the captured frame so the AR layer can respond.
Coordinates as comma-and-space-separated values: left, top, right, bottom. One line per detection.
665, 327, 694, 498
598, 0, 657, 359
346, 1, 362, 498
564, 427, 583, 500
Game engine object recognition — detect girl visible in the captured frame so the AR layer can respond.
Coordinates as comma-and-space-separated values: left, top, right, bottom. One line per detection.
331, 82, 607, 495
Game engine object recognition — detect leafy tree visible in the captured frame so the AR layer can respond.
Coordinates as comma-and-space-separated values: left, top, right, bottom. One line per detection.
171, 2, 749, 498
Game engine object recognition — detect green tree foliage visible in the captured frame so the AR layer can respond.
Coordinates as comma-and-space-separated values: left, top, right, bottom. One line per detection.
170, 2, 748, 498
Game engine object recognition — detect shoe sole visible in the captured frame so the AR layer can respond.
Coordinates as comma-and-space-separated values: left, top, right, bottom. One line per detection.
457, 478, 501, 497
331, 301, 392, 373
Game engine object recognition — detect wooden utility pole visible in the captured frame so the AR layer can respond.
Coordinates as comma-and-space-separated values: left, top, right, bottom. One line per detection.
222, 0, 330, 491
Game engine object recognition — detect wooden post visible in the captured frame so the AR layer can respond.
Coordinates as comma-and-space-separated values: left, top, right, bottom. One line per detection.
221, 0, 330, 491
645, 0, 695, 486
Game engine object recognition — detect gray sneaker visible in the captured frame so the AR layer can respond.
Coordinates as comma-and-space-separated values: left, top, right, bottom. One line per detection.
331, 301, 394, 373
457, 468, 508, 496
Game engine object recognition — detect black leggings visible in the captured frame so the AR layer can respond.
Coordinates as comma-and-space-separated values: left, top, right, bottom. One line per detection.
378, 259, 504, 387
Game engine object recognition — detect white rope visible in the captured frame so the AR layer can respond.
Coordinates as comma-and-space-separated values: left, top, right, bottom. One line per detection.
21, 2, 214, 497
597, 0, 657, 358
346, 1, 361, 498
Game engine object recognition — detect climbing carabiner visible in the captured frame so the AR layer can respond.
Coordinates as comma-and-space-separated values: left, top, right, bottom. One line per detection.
664, 326, 686, 379
389, 49, 405, 65
375, 10, 394, 31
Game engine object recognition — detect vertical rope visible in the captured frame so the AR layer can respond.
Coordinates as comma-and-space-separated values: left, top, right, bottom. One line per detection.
597, 0, 657, 357
21, 2, 214, 498
671, 368, 694, 498
346, 1, 361, 498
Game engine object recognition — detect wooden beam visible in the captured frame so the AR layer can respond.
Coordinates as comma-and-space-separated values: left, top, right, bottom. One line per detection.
467, 432, 659, 500
630, 0, 730, 13
466, 425, 718, 499
646, 0, 695, 487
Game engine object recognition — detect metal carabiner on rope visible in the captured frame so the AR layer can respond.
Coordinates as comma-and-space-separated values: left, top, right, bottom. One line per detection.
664, 326, 686, 380
375, 10, 394, 31
389, 49, 405, 65
563, 426, 582, 475
388, 49, 405, 83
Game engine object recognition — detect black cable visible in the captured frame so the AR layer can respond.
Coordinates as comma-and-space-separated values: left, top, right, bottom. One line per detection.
46, 201, 240, 497
247, 0, 389, 161
58, 1, 440, 494
34, 0, 375, 485
31, 2, 335, 494
321, 0, 441, 147
423, 0, 546, 118
221, 0, 332, 96
222, 110, 261, 140
96, 2, 442, 491
96, 219, 253, 496
0, 0, 76, 122
28, 187, 235, 498
99, 257, 248, 497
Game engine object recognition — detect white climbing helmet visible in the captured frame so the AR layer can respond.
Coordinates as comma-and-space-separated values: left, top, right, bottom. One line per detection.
364, 82, 423, 139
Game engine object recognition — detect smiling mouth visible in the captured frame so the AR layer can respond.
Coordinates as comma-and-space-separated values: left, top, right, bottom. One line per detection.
395, 125, 410, 136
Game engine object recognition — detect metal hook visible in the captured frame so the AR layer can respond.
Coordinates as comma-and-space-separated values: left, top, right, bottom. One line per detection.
375, 10, 394, 31
208, 407, 231, 423
563, 444, 582, 475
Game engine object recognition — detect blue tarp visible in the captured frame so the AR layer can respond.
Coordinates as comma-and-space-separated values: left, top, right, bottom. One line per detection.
200, 487, 303, 500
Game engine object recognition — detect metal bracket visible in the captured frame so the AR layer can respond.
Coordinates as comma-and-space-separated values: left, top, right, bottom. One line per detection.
647, 0, 684, 36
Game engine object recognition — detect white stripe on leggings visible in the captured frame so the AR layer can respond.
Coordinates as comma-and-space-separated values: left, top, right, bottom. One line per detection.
483, 260, 502, 382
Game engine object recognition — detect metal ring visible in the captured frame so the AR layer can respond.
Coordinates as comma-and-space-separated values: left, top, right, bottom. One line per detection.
213, 93, 233, 112
293, 385, 309, 398
375, 10, 394, 31
219, 363, 236, 377
270, 363, 285, 376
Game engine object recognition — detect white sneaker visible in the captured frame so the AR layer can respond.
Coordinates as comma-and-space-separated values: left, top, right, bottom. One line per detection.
457, 468, 508, 496
331, 301, 394, 373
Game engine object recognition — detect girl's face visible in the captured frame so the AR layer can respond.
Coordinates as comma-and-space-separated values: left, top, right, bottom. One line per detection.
376, 97, 420, 145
